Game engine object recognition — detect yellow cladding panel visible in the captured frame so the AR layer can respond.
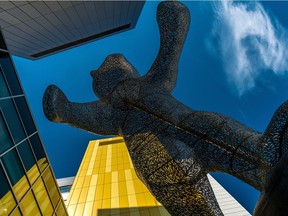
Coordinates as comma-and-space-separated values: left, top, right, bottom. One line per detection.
74, 203, 85, 215
66, 137, 170, 216
79, 187, 89, 203
86, 186, 96, 202
67, 204, 76, 216
83, 202, 93, 215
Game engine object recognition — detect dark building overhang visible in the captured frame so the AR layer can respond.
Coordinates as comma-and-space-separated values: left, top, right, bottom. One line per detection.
0, 1, 145, 60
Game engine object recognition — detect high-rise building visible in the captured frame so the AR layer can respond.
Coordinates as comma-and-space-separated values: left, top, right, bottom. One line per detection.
65, 137, 251, 216
66, 137, 170, 216
0, 30, 67, 215
0, 1, 144, 60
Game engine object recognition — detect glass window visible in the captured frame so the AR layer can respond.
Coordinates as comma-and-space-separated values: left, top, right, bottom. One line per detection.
56, 200, 67, 216
0, 67, 10, 97
59, 185, 72, 193
0, 98, 26, 144
14, 96, 36, 136
19, 191, 41, 216
0, 166, 16, 215
1, 149, 29, 201
42, 167, 60, 208
17, 140, 39, 184
0, 53, 22, 96
29, 134, 48, 172
33, 177, 54, 215
9, 207, 21, 216
0, 111, 14, 154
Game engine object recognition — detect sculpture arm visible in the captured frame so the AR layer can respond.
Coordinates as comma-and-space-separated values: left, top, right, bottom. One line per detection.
43, 85, 119, 135
143, 1, 190, 92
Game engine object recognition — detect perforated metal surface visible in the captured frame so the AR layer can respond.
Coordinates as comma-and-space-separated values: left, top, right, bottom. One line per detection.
43, 1, 288, 215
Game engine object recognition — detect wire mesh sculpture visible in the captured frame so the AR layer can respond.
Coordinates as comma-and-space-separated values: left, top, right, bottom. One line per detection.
43, 1, 288, 215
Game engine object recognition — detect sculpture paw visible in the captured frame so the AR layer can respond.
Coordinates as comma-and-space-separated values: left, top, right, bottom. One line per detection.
43, 85, 68, 123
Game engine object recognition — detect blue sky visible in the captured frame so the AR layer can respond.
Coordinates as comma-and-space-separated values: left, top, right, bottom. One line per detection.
12, 1, 288, 214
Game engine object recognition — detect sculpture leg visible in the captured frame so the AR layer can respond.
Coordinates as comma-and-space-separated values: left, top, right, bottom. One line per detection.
254, 151, 288, 216
254, 101, 288, 215
43, 85, 119, 135
148, 176, 223, 216
123, 132, 223, 216
261, 100, 288, 166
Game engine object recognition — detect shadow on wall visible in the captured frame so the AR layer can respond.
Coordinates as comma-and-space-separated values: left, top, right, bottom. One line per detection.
99, 206, 169, 216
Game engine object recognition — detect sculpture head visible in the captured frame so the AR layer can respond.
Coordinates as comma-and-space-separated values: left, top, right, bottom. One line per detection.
90, 54, 140, 102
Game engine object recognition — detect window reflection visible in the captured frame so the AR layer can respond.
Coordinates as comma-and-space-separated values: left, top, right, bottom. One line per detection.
0, 53, 22, 96
33, 177, 54, 215
56, 200, 67, 216
17, 140, 39, 184
14, 96, 36, 136
0, 98, 25, 144
1, 149, 29, 201
0, 67, 10, 97
43, 167, 60, 208
29, 134, 48, 172
9, 207, 21, 216
0, 111, 13, 154
19, 191, 41, 216
0, 166, 16, 215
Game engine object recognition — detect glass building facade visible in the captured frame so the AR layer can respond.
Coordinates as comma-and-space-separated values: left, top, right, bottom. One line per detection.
66, 137, 170, 216
0, 30, 68, 215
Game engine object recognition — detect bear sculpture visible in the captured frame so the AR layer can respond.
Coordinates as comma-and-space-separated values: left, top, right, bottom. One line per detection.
43, 1, 288, 215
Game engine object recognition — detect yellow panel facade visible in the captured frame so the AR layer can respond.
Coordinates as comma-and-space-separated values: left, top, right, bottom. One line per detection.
66, 137, 170, 216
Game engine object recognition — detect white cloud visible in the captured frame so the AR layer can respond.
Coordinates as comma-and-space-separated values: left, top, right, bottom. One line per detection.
211, 1, 288, 95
